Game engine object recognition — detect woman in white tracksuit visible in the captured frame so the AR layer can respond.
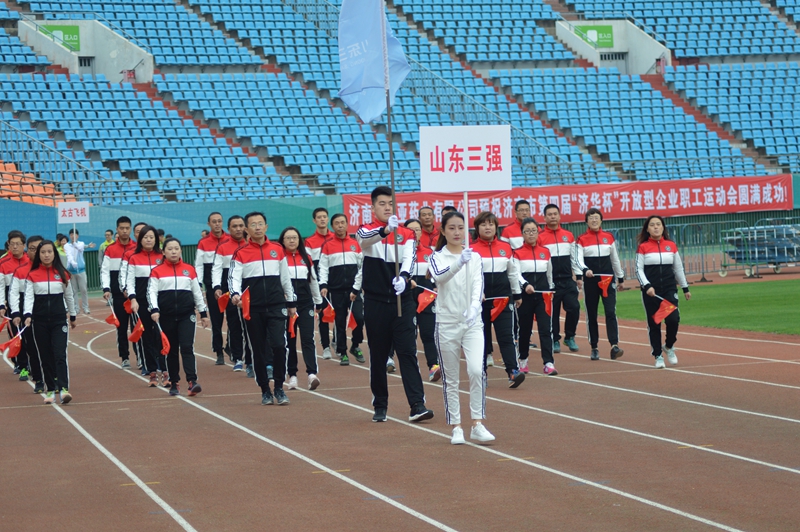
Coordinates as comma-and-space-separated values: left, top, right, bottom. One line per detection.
428, 211, 495, 445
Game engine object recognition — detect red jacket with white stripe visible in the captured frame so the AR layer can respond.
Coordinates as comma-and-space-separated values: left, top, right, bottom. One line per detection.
286, 250, 323, 306
195, 231, 228, 288
538, 225, 580, 282
635, 237, 689, 294
499, 219, 524, 250
419, 226, 440, 250
227, 239, 296, 309
0, 253, 29, 310
8, 262, 32, 318
575, 229, 624, 282
147, 259, 207, 318
124, 250, 164, 302
211, 237, 247, 293
101, 239, 136, 296
515, 241, 554, 292
305, 230, 332, 266
318, 233, 363, 294
23, 265, 75, 321
471, 237, 521, 300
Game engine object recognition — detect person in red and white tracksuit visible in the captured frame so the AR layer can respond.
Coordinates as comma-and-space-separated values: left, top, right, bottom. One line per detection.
429, 211, 495, 445
404, 219, 440, 381
195, 212, 228, 365
574, 208, 625, 362
280, 226, 323, 391
319, 213, 364, 365
212, 215, 250, 373
515, 219, 555, 375
539, 204, 582, 358
22, 240, 77, 404
229, 212, 297, 406
305, 207, 334, 360
635, 215, 691, 369
101, 216, 136, 367
8, 235, 44, 392
1, 230, 30, 377
472, 211, 525, 388
498, 199, 531, 251
148, 239, 209, 397
417, 206, 440, 249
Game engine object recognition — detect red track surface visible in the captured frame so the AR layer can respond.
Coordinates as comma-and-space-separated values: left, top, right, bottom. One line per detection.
2, 295, 799, 532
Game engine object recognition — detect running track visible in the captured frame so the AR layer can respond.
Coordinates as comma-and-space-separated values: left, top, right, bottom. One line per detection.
2, 297, 798, 532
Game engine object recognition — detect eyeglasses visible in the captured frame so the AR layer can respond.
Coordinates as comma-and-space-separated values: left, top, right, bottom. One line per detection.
522, 230, 538, 235
283, 236, 299, 240
8, 241, 24, 247
249, 222, 266, 228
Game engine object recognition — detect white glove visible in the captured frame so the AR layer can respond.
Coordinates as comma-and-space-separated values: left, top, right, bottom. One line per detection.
392, 276, 406, 295
463, 301, 482, 327
458, 248, 473, 266
386, 215, 399, 232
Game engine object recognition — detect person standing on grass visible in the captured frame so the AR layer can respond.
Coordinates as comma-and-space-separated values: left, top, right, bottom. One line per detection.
515, 219, 555, 375
319, 213, 365, 366
429, 211, 496, 445
635, 215, 691, 369
305, 207, 334, 360
575, 208, 625, 362
101, 216, 136, 369
280, 227, 323, 391
357, 186, 433, 423
148, 238, 209, 397
538, 204, 581, 358
195, 212, 229, 366
22, 240, 77, 405
417, 206, 440, 249
125, 225, 167, 388
472, 211, 525, 388
8, 235, 44, 392
404, 218, 440, 382
64, 228, 95, 316
499, 199, 531, 251
0, 230, 30, 376
229, 212, 297, 406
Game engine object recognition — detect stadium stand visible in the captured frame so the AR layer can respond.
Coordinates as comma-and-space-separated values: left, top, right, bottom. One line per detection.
0, 27, 49, 66
0, 160, 74, 205
566, 0, 800, 58
0, 1, 20, 19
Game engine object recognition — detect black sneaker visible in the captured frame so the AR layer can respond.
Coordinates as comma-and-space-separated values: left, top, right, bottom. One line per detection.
12, 365, 20, 375
187, 381, 202, 396
274, 388, 290, 405
372, 407, 387, 422
33, 381, 44, 394
409, 403, 434, 423
169, 384, 180, 396
349, 346, 365, 363
261, 391, 274, 405
507, 369, 525, 389
610, 346, 624, 360
339, 354, 350, 366
215, 353, 226, 365
590, 349, 600, 360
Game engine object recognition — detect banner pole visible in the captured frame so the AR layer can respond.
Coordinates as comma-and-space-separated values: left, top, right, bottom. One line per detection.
463, 190, 470, 312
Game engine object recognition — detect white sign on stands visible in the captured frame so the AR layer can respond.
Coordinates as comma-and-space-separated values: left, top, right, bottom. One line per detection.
419, 125, 512, 193
57, 201, 91, 224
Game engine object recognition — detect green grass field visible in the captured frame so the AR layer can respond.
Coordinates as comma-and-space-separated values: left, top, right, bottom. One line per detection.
613, 279, 800, 336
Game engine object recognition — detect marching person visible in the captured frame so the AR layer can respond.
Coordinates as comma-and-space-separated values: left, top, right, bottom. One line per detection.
101, 216, 136, 369
280, 227, 323, 391
120, 222, 147, 374
472, 211, 525, 388
124, 225, 167, 387
229, 212, 297, 406
357, 186, 433, 423
319, 213, 364, 366
539, 204, 581, 358
148, 238, 209, 396
574, 208, 625, 361
515, 219, 556, 375
8, 235, 44, 392
305, 207, 333, 360
64, 228, 95, 315
212, 215, 250, 374
404, 218, 440, 382
499, 199, 531, 250
1, 230, 30, 377
429, 211, 495, 444
195, 212, 228, 366
417, 206, 440, 249
635, 215, 691, 369
22, 240, 77, 404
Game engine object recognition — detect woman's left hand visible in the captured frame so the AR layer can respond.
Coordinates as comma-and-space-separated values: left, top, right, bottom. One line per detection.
514, 299, 522, 308
200, 316, 210, 328
684, 291, 691, 301
70, 319, 77, 329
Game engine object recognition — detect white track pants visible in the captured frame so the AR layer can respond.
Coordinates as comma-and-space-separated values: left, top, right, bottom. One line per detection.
436, 321, 485, 425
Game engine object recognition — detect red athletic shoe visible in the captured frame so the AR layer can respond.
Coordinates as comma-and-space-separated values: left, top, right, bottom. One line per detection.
148, 372, 158, 387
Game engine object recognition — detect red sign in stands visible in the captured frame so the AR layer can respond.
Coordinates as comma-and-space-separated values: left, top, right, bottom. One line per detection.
343, 174, 793, 229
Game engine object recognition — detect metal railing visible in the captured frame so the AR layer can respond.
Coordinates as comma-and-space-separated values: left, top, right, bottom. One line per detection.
556, 13, 600, 50
22, 11, 152, 53
20, 12, 79, 52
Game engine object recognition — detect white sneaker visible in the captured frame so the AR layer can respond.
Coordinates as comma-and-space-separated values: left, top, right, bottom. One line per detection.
322, 347, 332, 360
486, 356, 494, 367
308, 374, 320, 391
286, 376, 298, 390
451, 426, 466, 445
386, 357, 396, 373
654, 355, 666, 369
663, 345, 678, 365
470, 423, 495, 442
518, 358, 529, 373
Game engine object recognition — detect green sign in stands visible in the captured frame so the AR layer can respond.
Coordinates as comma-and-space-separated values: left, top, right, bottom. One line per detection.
576, 25, 614, 48
41, 25, 81, 52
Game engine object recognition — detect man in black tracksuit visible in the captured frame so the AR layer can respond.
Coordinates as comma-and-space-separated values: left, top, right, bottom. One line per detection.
195, 212, 228, 365
357, 187, 433, 423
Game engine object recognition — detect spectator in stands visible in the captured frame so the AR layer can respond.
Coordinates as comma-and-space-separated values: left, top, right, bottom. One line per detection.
101, 216, 136, 368
574, 208, 625, 361
539, 204, 581, 365
417, 206, 439, 249
499, 199, 530, 250
99, 229, 114, 267
195, 212, 228, 366
635, 216, 691, 369
64, 228, 95, 315
404, 218, 439, 382
305, 207, 333, 361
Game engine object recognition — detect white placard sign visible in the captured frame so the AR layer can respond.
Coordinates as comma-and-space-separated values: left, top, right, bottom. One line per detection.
57, 201, 91, 224
419, 125, 512, 193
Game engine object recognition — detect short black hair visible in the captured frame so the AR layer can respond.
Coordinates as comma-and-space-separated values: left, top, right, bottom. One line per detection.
208, 211, 223, 222
227, 215, 244, 227
404, 218, 421, 227
543, 203, 560, 216
7, 230, 25, 243
520, 217, 539, 232
244, 211, 266, 226
371, 186, 393, 204
312, 207, 328, 219
162, 237, 181, 249
157, 228, 165, 236
329, 213, 347, 226
165, 234, 173, 239
515, 199, 531, 210
441, 205, 458, 214
116, 216, 132, 227
104, 229, 113, 236
418, 206, 434, 214
68, 228, 78, 236
56, 233, 66, 242
27, 235, 43, 245
585, 207, 603, 222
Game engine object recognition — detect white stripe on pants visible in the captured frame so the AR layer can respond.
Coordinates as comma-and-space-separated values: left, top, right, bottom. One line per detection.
69, 271, 89, 313
436, 321, 485, 426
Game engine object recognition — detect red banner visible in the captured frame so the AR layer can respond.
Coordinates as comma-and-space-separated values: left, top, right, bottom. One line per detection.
343, 175, 793, 229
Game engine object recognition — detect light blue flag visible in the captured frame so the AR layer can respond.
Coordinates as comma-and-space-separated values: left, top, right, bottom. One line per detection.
338, 0, 411, 123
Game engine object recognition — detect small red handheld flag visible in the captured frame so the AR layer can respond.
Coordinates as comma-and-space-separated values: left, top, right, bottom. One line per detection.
347, 308, 358, 330
416, 290, 436, 313
160, 331, 170, 355
105, 313, 120, 328
123, 299, 132, 314
321, 305, 335, 324
128, 318, 145, 342
542, 292, 553, 316
0, 318, 8, 334
288, 313, 298, 338
1, 334, 22, 359
598, 276, 613, 298
652, 299, 677, 325
490, 297, 508, 321
241, 288, 251, 321
217, 292, 230, 314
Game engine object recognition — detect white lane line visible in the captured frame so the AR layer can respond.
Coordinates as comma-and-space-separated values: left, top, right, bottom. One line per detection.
82, 332, 456, 532
2, 348, 197, 532
611, 322, 800, 347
